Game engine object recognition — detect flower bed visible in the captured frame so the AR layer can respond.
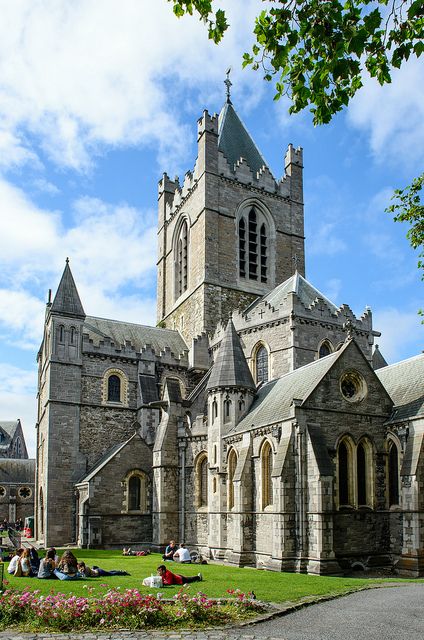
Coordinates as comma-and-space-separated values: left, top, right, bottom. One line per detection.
0, 585, 265, 632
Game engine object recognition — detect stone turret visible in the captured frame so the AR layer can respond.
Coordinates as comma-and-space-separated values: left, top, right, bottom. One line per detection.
206, 319, 256, 557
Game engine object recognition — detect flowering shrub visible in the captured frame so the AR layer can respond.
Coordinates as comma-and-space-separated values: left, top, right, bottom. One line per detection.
0, 586, 265, 631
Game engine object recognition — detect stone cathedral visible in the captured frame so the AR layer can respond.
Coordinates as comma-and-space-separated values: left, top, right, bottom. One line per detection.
35, 90, 424, 577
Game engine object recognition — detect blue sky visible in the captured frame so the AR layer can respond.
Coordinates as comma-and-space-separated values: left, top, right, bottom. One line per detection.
0, 1, 422, 457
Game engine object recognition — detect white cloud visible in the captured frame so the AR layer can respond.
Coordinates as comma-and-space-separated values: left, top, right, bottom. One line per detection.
0, 179, 158, 347
308, 222, 347, 256
373, 308, 423, 363
0, 363, 38, 457
323, 278, 342, 303
348, 58, 424, 168
0, 0, 264, 175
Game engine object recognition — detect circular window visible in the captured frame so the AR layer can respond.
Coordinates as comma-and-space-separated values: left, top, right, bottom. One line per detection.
0, 486, 5, 497
340, 370, 367, 403
18, 486, 32, 499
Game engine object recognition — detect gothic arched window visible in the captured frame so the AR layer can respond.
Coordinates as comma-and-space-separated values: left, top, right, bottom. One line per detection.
224, 397, 231, 422
175, 219, 189, 299
212, 399, 218, 422
228, 449, 237, 510
255, 345, 269, 384
108, 375, 121, 402
338, 440, 351, 506
196, 454, 208, 508
357, 442, 367, 505
238, 207, 268, 283
319, 340, 333, 358
70, 326, 76, 344
261, 441, 273, 509
388, 440, 400, 507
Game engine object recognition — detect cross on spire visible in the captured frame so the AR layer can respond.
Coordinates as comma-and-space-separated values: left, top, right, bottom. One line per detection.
224, 67, 232, 103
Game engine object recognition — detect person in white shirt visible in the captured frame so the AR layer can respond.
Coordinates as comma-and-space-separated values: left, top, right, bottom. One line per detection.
173, 543, 191, 563
7, 548, 23, 574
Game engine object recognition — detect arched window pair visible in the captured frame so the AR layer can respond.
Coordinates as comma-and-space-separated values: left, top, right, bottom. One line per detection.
126, 472, 149, 512
337, 437, 373, 508
195, 453, 208, 508
175, 219, 189, 299
57, 325, 77, 344
238, 208, 268, 283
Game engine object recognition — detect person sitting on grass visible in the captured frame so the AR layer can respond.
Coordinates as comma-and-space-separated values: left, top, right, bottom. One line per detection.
162, 539, 177, 561
157, 564, 202, 586
37, 548, 57, 579
54, 550, 80, 580
172, 542, 191, 563
122, 548, 150, 556
77, 562, 130, 577
7, 548, 23, 574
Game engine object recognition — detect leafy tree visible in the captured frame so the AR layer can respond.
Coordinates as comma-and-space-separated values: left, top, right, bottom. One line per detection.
169, 0, 423, 287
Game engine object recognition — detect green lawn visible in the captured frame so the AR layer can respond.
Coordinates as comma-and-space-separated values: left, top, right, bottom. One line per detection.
1, 550, 409, 602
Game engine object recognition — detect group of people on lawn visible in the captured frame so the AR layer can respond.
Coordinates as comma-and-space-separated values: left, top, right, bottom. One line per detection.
7, 547, 129, 580
6, 539, 203, 586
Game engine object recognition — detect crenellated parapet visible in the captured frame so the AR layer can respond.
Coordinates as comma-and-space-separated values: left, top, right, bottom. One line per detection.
197, 109, 219, 137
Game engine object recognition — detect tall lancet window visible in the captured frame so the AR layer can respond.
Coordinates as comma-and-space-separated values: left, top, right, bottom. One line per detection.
176, 220, 188, 299
256, 345, 269, 384
238, 208, 268, 284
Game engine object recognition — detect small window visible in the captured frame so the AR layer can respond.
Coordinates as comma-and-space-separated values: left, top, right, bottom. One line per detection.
200, 456, 208, 507
256, 345, 269, 384
261, 441, 273, 509
212, 399, 218, 422
58, 325, 64, 343
357, 443, 367, 505
18, 486, 32, 499
129, 476, 141, 510
108, 375, 121, 402
338, 440, 350, 506
319, 341, 332, 358
388, 441, 400, 507
70, 326, 76, 344
224, 398, 231, 422
228, 449, 237, 510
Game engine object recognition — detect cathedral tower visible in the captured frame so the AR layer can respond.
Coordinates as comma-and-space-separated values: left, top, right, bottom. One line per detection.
157, 85, 305, 346
35, 260, 86, 545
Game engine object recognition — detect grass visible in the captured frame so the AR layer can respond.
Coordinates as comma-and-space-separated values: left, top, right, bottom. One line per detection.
1, 549, 410, 602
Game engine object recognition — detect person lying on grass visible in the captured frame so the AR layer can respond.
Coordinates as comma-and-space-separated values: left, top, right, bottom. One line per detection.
157, 564, 202, 585
77, 562, 130, 577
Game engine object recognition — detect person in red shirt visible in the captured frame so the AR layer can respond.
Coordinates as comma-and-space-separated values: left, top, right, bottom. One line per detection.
157, 564, 202, 585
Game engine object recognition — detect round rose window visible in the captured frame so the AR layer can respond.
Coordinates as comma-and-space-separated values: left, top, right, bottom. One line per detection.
340, 370, 367, 403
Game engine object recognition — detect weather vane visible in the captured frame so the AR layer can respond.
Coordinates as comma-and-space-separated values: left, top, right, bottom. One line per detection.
224, 67, 232, 103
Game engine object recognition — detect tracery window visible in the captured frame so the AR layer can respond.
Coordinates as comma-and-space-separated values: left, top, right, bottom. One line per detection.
175, 219, 189, 299
261, 441, 273, 509
238, 207, 268, 283
255, 345, 269, 384
227, 449, 237, 510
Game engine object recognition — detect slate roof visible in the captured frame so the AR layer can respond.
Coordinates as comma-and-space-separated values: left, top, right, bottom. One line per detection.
376, 353, 424, 422
77, 434, 138, 484
218, 102, 270, 177
0, 421, 18, 440
51, 260, 85, 317
0, 459, 35, 483
84, 316, 188, 357
246, 271, 339, 314
139, 375, 159, 405
207, 320, 256, 391
231, 347, 344, 434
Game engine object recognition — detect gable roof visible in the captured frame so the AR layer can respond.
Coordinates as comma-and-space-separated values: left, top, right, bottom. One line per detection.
0, 421, 18, 439
51, 260, 85, 317
77, 433, 139, 484
84, 316, 188, 357
231, 345, 345, 434
376, 353, 424, 422
218, 102, 270, 177
245, 271, 339, 315
207, 320, 256, 392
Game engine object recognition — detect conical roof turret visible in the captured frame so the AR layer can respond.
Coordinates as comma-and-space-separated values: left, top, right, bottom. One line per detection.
218, 101, 271, 177
207, 320, 256, 392
50, 259, 85, 318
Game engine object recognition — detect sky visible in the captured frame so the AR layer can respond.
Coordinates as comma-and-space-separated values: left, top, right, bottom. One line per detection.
0, 0, 422, 458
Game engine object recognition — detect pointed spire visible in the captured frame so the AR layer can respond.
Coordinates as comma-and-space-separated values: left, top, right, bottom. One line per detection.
218, 100, 271, 178
207, 320, 256, 392
50, 260, 85, 317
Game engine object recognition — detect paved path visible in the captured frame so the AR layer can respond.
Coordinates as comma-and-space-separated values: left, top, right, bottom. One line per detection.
0, 584, 423, 640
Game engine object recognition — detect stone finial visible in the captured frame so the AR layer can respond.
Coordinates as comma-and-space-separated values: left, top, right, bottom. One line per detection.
343, 319, 354, 340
